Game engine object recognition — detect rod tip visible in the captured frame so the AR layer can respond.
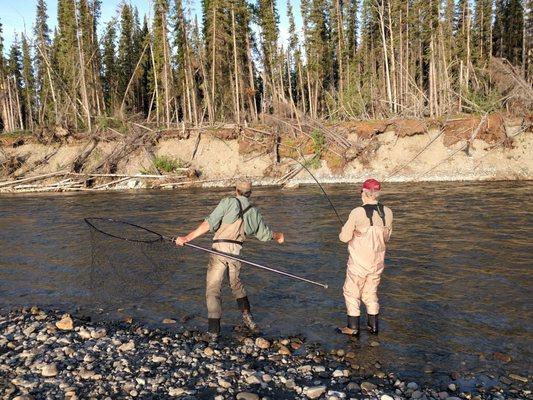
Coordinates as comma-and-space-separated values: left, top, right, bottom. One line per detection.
324, 284, 329, 289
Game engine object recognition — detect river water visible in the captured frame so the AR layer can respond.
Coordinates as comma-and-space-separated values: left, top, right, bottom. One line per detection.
1, 182, 531, 387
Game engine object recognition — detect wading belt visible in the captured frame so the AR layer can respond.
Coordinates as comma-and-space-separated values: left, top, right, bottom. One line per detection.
362, 203, 386, 226
212, 198, 253, 246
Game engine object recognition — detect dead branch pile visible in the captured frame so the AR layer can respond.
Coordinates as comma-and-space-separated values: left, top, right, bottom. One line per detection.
490, 58, 533, 113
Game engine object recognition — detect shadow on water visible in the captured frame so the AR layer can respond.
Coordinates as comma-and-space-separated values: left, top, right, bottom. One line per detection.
1, 181, 532, 385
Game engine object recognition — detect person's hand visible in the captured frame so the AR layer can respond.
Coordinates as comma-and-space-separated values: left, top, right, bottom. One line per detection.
352, 230, 362, 238
273, 232, 285, 244
175, 236, 188, 246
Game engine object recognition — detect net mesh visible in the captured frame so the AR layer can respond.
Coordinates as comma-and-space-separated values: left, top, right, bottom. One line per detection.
86, 218, 177, 305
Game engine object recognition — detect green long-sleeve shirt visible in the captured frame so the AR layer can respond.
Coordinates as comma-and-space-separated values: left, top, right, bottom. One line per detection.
205, 196, 273, 242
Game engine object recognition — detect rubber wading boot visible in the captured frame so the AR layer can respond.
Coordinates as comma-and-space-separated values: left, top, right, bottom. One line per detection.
208, 318, 220, 340
367, 314, 379, 334
337, 315, 360, 336
237, 297, 258, 331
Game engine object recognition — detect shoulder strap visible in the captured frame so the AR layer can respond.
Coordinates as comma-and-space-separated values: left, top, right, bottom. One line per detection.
362, 204, 375, 226
362, 204, 386, 226
235, 197, 253, 218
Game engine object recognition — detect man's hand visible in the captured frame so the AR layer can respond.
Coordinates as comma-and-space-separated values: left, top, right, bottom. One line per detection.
175, 236, 188, 246
352, 230, 362, 238
273, 232, 285, 244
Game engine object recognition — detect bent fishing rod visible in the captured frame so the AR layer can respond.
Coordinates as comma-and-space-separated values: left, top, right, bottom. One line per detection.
164, 235, 328, 289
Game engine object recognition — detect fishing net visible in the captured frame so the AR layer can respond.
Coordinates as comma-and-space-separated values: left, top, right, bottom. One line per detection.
85, 218, 178, 305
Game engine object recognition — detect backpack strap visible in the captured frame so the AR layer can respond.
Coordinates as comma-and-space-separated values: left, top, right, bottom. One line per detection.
235, 197, 253, 218
362, 203, 386, 226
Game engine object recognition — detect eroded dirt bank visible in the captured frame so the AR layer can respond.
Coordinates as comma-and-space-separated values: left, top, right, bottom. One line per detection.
0, 114, 531, 192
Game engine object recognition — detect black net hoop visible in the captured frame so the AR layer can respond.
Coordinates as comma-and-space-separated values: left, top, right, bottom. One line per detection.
85, 217, 176, 305
84, 217, 165, 243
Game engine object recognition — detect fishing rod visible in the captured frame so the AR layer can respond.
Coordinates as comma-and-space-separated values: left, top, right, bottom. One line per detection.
163, 235, 329, 289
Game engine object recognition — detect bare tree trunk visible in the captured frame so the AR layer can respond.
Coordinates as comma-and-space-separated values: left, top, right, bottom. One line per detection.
210, 5, 217, 123
377, 0, 393, 113
74, 4, 92, 132
231, 6, 241, 124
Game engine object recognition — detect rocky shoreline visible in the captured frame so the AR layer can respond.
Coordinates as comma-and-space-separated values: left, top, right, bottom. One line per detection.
0, 308, 530, 399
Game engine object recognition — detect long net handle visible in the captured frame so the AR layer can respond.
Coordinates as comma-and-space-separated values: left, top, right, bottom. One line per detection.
164, 236, 328, 289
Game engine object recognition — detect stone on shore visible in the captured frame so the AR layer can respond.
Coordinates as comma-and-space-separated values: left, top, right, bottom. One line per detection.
118, 341, 135, 351
255, 337, 270, 349
509, 374, 528, 383
361, 381, 377, 393
41, 363, 58, 377
304, 385, 327, 399
236, 392, 259, 400
55, 315, 73, 330
168, 387, 185, 396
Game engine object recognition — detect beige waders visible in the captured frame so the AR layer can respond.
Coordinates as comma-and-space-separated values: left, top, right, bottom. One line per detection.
206, 199, 252, 324
341, 203, 392, 334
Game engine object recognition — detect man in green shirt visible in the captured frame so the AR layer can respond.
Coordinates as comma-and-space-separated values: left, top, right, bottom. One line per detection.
175, 180, 284, 337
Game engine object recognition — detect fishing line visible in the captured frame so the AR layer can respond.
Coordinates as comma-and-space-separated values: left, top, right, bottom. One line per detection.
286, 154, 343, 226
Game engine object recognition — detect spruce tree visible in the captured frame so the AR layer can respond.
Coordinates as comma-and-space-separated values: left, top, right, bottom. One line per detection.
21, 35, 36, 130
102, 21, 117, 111
118, 4, 135, 103
33, 0, 54, 125
473, 0, 493, 65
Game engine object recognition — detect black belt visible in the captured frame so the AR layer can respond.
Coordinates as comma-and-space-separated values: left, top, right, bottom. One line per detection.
212, 239, 243, 246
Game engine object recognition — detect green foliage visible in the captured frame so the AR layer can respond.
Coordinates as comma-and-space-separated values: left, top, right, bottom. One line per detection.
464, 88, 502, 114
306, 129, 326, 169
153, 155, 183, 173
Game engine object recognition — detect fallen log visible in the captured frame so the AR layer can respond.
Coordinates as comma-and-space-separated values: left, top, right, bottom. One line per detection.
0, 170, 68, 188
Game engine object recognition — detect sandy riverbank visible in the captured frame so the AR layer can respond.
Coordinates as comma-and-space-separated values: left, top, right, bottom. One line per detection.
0, 308, 530, 399
0, 115, 531, 192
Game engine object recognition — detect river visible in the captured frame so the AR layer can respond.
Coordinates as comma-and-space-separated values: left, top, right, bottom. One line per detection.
1, 181, 531, 388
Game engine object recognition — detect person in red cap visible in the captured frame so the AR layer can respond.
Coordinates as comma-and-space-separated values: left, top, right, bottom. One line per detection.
338, 178, 393, 336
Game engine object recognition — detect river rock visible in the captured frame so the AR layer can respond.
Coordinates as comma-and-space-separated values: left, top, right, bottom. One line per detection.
118, 341, 135, 351
255, 337, 270, 349
381, 395, 394, 400
278, 345, 291, 355
56, 315, 73, 330
245, 375, 261, 385
41, 363, 58, 377
407, 382, 419, 390
218, 378, 231, 389
332, 369, 344, 378
346, 382, 360, 391
361, 382, 377, 393
163, 318, 177, 324
78, 368, 95, 380
168, 387, 185, 396
411, 390, 422, 399
236, 392, 259, 400
304, 386, 327, 399
78, 328, 92, 339
262, 374, 272, 382
91, 328, 107, 339
509, 374, 528, 383
152, 355, 166, 363
448, 383, 457, 391
204, 347, 214, 357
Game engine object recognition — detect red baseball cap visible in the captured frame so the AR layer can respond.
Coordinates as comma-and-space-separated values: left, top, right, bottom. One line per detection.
362, 178, 381, 191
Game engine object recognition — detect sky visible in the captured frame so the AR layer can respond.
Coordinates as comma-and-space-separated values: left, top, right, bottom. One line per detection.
0, 0, 302, 50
